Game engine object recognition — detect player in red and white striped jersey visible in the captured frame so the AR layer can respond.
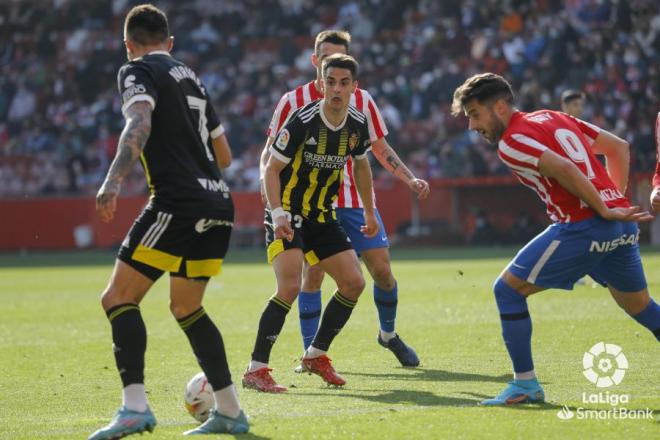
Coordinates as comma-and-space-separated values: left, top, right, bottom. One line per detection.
452, 73, 658, 406
259, 30, 428, 368
650, 112, 660, 212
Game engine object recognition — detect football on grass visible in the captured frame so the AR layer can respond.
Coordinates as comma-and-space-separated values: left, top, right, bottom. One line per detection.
184, 372, 213, 422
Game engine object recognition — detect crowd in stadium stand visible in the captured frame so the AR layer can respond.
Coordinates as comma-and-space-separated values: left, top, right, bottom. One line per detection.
0, 0, 658, 198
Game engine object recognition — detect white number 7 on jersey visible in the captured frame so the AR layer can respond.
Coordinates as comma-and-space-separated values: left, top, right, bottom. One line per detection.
187, 95, 214, 162
554, 128, 595, 179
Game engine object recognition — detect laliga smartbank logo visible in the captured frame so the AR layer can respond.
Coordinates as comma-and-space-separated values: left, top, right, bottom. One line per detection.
556, 342, 654, 421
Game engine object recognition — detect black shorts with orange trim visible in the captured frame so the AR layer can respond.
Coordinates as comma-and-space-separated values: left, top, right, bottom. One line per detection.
264, 209, 353, 265
118, 205, 232, 281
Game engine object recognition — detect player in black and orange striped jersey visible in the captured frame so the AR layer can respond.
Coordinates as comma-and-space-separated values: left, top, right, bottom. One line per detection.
243, 54, 378, 392
90, 6, 247, 439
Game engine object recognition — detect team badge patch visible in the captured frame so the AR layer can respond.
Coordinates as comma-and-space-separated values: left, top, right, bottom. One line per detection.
348, 133, 359, 150
275, 129, 290, 150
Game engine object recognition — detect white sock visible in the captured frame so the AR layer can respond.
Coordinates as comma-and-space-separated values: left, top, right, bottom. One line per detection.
247, 360, 268, 373
379, 329, 396, 342
122, 384, 148, 412
304, 346, 326, 359
214, 384, 241, 419
514, 370, 536, 381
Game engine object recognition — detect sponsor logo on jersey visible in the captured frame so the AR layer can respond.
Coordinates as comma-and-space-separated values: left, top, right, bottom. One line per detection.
122, 84, 147, 103
303, 151, 347, 169
122, 73, 147, 102
197, 178, 230, 195
598, 188, 624, 202
589, 230, 639, 253
194, 218, 234, 233
275, 129, 290, 150
305, 137, 317, 145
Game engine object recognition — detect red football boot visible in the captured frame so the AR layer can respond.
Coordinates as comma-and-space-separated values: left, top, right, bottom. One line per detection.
301, 355, 346, 386
242, 368, 287, 393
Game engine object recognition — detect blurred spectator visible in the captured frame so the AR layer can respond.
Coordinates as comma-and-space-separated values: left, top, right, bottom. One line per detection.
0, 0, 658, 198
560, 89, 586, 118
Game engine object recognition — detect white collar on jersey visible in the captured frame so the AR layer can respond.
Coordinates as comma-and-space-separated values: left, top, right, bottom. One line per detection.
133, 50, 172, 61
146, 50, 171, 56
319, 99, 348, 131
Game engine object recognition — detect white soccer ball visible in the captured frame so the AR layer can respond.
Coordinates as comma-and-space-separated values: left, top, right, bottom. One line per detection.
184, 372, 214, 422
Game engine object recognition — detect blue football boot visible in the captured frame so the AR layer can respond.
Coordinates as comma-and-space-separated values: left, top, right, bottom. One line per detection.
184, 409, 249, 435
480, 378, 545, 406
378, 333, 420, 367
88, 406, 156, 440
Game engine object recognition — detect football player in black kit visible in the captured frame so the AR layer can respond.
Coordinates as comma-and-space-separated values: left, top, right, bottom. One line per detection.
89, 5, 248, 439
242, 54, 379, 392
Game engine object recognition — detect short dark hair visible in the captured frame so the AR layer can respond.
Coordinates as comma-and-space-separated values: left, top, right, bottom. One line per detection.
561, 89, 585, 104
451, 73, 514, 116
322, 53, 359, 80
314, 30, 351, 56
124, 4, 169, 46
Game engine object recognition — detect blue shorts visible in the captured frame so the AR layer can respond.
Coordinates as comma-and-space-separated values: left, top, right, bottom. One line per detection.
335, 207, 389, 254
507, 217, 646, 293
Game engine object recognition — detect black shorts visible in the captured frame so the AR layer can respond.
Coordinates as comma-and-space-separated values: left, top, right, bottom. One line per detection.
118, 206, 233, 281
264, 209, 353, 265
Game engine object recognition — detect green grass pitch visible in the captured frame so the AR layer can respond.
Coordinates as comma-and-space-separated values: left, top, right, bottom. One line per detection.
0, 248, 658, 439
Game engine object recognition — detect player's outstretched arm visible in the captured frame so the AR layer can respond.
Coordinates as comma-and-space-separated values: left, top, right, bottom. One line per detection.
96, 101, 152, 223
371, 138, 430, 199
212, 134, 232, 169
352, 156, 379, 237
264, 155, 293, 241
590, 130, 630, 194
538, 149, 653, 222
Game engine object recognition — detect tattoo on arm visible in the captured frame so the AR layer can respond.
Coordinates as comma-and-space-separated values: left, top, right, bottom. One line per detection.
386, 154, 414, 180
102, 102, 152, 193
386, 154, 400, 171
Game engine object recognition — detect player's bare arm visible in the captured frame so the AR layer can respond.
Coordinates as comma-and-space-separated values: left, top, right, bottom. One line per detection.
371, 137, 430, 199
352, 156, 379, 237
264, 155, 293, 241
212, 134, 232, 169
96, 101, 152, 222
590, 130, 630, 193
538, 149, 653, 222
259, 137, 275, 204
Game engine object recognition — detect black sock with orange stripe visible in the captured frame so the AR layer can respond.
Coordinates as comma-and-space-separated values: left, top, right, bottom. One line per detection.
251, 296, 291, 363
311, 291, 357, 351
106, 303, 146, 387
178, 307, 232, 390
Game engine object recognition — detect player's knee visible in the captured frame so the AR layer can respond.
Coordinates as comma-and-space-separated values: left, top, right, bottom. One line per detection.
493, 276, 526, 311
275, 283, 301, 304
302, 264, 325, 290
613, 290, 651, 316
169, 299, 201, 320
338, 273, 366, 300
101, 284, 128, 311
370, 263, 395, 290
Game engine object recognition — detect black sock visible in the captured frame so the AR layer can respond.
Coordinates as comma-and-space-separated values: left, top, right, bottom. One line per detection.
311, 291, 357, 352
106, 303, 146, 387
251, 297, 291, 363
178, 307, 233, 390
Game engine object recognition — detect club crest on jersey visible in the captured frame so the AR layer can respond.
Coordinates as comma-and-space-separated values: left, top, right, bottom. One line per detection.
275, 129, 290, 150
348, 133, 359, 150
